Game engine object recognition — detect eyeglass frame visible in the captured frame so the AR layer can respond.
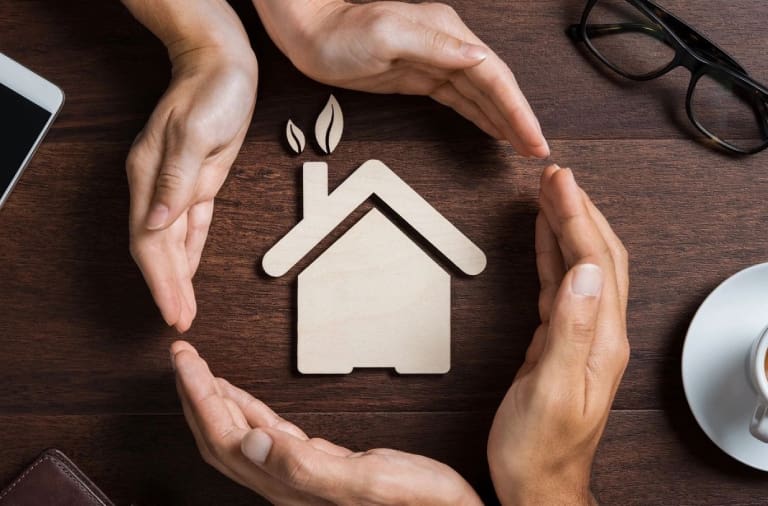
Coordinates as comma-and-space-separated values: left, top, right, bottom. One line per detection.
567, 0, 768, 155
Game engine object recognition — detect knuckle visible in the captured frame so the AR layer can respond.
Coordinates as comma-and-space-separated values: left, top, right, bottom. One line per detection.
569, 316, 597, 339
125, 146, 152, 180
170, 113, 207, 143
483, 69, 502, 90
358, 473, 390, 503
156, 166, 186, 193
615, 243, 629, 266
128, 236, 159, 264
125, 151, 140, 176
285, 454, 313, 488
583, 246, 614, 270
617, 242, 628, 259
616, 337, 631, 367
598, 243, 614, 260
433, 2, 458, 17
365, 7, 399, 46
189, 218, 209, 236
426, 30, 449, 51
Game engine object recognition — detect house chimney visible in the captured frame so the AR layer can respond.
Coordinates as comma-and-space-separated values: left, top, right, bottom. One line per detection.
303, 161, 328, 217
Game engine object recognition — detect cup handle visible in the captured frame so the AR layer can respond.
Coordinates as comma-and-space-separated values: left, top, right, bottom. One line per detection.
750, 400, 768, 442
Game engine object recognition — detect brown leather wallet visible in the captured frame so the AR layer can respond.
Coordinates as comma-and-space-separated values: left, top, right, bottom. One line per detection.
0, 449, 115, 506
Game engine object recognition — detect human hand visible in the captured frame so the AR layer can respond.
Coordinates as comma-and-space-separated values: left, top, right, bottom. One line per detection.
125, 0, 258, 331
487, 165, 630, 505
253, 0, 548, 157
171, 340, 482, 505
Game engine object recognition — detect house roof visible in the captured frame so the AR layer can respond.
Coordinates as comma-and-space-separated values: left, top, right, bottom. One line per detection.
262, 160, 487, 277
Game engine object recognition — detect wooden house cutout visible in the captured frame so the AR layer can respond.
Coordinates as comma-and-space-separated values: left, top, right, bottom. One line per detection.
263, 160, 486, 374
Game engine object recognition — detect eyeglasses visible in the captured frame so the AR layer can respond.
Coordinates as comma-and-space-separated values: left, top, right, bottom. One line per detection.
568, 0, 768, 155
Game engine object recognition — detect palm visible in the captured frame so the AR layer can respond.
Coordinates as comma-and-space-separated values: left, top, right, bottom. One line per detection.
284, 1, 548, 157
128, 58, 255, 331
298, 2, 481, 93
172, 341, 481, 505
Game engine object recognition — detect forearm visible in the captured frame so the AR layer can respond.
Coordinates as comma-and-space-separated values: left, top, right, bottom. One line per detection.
122, 0, 254, 61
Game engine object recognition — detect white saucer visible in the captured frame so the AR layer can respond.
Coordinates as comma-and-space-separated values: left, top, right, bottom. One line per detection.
682, 263, 768, 470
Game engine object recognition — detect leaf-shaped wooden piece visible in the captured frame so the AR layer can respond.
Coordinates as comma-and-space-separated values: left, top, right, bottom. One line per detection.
286, 119, 306, 155
314, 94, 343, 154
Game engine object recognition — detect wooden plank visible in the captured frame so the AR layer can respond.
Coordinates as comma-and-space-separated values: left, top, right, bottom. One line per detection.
0, 139, 765, 414
0, 1, 765, 143
0, 411, 765, 505
1, 0, 768, 503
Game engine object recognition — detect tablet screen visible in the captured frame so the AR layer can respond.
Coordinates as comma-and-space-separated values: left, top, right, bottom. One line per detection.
0, 82, 52, 195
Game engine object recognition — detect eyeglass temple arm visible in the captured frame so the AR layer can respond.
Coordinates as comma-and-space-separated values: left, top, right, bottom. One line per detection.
567, 8, 748, 78
638, 2, 749, 76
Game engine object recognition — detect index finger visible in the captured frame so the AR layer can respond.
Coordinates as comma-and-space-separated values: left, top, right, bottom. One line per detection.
172, 342, 249, 451
538, 166, 628, 381
535, 211, 566, 323
582, 193, 629, 317
401, 2, 549, 157
539, 166, 614, 274
171, 342, 316, 502
464, 54, 549, 158
215, 377, 309, 441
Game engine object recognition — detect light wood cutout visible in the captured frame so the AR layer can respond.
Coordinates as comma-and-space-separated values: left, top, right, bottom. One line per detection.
285, 119, 305, 155
314, 95, 343, 154
263, 160, 486, 374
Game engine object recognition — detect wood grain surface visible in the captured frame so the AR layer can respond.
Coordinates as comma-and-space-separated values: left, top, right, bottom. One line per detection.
1, 0, 767, 504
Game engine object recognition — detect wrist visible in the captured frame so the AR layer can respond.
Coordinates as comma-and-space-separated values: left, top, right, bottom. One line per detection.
489, 455, 595, 506
169, 46, 258, 92
251, 0, 343, 59
500, 482, 596, 506
123, 0, 255, 66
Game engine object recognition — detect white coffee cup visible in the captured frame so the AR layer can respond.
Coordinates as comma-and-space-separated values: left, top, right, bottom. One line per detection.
748, 325, 768, 442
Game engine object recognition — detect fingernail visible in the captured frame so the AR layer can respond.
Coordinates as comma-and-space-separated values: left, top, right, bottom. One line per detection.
241, 429, 273, 465
571, 263, 603, 296
551, 163, 561, 170
462, 43, 488, 61
146, 204, 169, 230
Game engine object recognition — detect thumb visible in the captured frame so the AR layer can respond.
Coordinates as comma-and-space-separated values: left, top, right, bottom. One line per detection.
388, 20, 488, 69
241, 428, 362, 501
145, 134, 206, 230
540, 263, 604, 380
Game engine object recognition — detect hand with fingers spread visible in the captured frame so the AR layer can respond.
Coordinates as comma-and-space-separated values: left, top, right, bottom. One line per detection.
252, 0, 549, 157
171, 340, 483, 505
487, 165, 630, 505
123, 0, 258, 331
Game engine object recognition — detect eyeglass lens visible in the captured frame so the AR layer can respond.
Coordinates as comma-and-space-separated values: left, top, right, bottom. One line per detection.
690, 72, 768, 152
585, 0, 676, 78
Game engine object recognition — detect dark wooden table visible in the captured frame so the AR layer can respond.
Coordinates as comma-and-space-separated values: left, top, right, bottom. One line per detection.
2, 1, 768, 504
